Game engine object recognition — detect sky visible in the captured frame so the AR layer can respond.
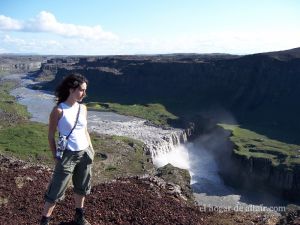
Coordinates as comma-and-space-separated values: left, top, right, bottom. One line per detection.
0, 0, 300, 55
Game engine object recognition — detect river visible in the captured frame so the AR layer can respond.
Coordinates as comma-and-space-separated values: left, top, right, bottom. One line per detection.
7, 73, 286, 212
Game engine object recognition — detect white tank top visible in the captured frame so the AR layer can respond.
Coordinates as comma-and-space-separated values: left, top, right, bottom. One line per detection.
57, 102, 89, 151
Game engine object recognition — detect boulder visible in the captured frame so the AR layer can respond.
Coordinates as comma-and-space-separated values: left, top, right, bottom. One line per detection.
156, 163, 193, 201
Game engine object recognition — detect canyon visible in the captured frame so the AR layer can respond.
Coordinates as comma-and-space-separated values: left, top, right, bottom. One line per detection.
1, 48, 300, 203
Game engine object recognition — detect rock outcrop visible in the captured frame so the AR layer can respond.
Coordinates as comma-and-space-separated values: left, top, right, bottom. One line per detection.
278, 204, 300, 225
220, 136, 300, 202
156, 163, 193, 201
0, 55, 48, 74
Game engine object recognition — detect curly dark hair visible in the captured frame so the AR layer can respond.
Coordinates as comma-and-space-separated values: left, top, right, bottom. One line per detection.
55, 73, 88, 105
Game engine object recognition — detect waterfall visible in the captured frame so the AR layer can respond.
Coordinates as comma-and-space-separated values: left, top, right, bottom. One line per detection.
148, 130, 188, 157
151, 129, 191, 169
88, 113, 189, 161
152, 144, 190, 170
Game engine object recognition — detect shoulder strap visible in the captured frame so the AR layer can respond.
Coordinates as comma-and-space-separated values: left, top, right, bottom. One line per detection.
66, 104, 81, 139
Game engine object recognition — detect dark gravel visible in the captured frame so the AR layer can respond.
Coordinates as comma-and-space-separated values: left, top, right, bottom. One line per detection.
1, 156, 296, 225
0, 156, 208, 225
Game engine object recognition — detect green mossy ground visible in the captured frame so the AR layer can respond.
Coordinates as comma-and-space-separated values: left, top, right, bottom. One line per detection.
86, 102, 178, 127
219, 124, 300, 168
91, 133, 154, 183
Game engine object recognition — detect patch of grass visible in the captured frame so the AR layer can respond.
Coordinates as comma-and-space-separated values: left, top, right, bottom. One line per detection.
219, 124, 300, 167
86, 102, 178, 126
0, 122, 51, 162
86, 102, 102, 110
0, 80, 30, 125
90, 133, 154, 183
105, 165, 117, 171
0, 71, 12, 77
0, 79, 52, 163
0, 80, 19, 99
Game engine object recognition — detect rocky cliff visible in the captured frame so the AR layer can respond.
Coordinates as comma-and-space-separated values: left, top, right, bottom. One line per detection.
36, 49, 300, 143
227, 151, 300, 201
0, 55, 49, 74
210, 125, 300, 202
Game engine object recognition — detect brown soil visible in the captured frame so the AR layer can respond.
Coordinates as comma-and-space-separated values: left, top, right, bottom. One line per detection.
0, 155, 296, 225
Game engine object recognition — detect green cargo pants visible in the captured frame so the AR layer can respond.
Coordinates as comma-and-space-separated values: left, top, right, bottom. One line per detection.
44, 148, 92, 203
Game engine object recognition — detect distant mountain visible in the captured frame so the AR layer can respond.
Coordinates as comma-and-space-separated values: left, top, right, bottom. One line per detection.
259, 47, 300, 60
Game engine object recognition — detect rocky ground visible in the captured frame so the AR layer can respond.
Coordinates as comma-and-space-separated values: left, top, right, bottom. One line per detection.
2, 155, 299, 225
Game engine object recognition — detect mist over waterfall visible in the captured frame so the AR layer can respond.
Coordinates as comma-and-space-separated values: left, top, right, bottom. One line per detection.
153, 138, 248, 208
153, 140, 232, 195
153, 144, 190, 170
153, 126, 289, 208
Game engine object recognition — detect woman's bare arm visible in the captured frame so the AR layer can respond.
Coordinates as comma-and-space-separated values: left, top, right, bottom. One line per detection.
83, 104, 94, 150
48, 106, 62, 160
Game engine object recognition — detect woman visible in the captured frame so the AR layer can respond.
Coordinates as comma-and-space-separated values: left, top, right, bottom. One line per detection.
40, 73, 94, 225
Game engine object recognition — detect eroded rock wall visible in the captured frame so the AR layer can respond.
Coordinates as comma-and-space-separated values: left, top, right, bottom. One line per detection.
223, 143, 300, 201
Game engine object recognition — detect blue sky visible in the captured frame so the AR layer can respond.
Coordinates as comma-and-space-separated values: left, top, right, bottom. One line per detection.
1, 0, 300, 55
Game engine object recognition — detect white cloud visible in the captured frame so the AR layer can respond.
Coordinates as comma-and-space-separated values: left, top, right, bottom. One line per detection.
1, 28, 300, 55
0, 11, 118, 41
3, 34, 26, 45
134, 30, 300, 55
0, 15, 22, 30
0, 11, 299, 55
0, 34, 63, 54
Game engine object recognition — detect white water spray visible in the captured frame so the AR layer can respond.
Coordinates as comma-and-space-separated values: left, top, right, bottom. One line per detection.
152, 144, 190, 170
153, 141, 225, 189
